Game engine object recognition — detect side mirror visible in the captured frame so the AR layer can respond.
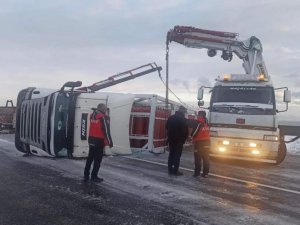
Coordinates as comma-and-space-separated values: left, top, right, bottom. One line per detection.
198, 100, 204, 107
197, 88, 204, 100
284, 90, 291, 103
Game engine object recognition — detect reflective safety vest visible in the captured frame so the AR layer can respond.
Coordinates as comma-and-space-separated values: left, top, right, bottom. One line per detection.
89, 112, 106, 139
192, 117, 210, 142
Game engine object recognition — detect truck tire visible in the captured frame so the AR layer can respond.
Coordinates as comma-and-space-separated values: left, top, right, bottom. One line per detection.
276, 142, 287, 165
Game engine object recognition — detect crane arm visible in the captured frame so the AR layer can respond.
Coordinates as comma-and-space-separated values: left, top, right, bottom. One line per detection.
167, 25, 268, 78
76, 63, 162, 92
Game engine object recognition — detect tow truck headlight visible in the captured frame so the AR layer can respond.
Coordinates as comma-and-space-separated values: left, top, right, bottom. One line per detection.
257, 74, 265, 81
249, 142, 257, 148
223, 74, 230, 81
251, 150, 260, 155
222, 140, 230, 145
263, 135, 278, 141
219, 147, 226, 152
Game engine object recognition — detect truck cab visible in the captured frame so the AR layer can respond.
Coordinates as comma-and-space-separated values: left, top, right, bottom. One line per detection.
166, 25, 293, 164
198, 74, 290, 164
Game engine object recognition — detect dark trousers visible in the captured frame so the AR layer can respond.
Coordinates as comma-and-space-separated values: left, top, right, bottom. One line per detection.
84, 137, 104, 179
194, 140, 210, 175
168, 142, 183, 174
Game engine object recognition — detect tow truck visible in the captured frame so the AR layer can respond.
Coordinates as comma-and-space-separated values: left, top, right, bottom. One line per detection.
15, 63, 162, 158
166, 25, 299, 164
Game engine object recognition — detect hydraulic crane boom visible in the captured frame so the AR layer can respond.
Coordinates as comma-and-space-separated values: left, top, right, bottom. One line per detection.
166, 25, 268, 78
76, 63, 162, 92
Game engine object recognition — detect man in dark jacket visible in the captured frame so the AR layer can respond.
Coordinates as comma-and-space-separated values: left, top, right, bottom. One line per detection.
166, 106, 189, 175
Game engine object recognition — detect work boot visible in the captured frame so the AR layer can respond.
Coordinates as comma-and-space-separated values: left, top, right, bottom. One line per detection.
91, 177, 104, 183
202, 174, 208, 178
168, 169, 174, 175
83, 175, 89, 182
193, 172, 200, 177
174, 171, 183, 176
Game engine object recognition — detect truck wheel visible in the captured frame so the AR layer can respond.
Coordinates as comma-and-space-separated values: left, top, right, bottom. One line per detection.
276, 142, 287, 165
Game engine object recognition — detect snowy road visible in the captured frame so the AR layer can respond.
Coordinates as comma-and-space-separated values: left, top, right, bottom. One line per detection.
1, 134, 300, 225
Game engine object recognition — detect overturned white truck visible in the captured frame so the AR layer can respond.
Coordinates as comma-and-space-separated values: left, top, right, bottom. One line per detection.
14, 63, 170, 158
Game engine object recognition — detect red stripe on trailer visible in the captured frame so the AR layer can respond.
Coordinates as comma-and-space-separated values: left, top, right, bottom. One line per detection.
130, 104, 171, 149
130, 105, 151, 148
153, 108, 171, 148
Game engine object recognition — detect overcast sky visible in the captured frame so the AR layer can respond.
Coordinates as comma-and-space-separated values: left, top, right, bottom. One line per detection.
0, 0, 300, 119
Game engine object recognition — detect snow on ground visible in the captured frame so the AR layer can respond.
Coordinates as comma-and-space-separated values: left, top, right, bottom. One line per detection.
1, 134, 300, 225
286, 137, 300, 155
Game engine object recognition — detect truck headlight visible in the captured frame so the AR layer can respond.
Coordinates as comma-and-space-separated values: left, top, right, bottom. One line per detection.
222, 140, 230, 145
263, 135, 278, 141
219, 147, 226, 152
249, 142, 257, 147
251, 150, 260, 155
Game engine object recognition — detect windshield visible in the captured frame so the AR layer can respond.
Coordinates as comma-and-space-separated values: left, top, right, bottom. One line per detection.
53, 93, 70, 156
210, 86, 275, 115
53, 92, 79, 157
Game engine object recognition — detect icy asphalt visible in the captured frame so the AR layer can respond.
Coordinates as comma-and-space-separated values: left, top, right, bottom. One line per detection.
0, 134, 300, 225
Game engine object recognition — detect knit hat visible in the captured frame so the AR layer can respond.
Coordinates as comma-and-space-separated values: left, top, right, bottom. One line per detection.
178, 105, 187, 113
97, 103, 107, 112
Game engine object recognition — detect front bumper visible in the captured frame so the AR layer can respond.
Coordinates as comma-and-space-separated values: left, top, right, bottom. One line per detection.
210, 137, 279, 163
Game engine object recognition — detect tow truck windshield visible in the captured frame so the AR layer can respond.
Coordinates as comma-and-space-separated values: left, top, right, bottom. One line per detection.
210, 86, 276, 115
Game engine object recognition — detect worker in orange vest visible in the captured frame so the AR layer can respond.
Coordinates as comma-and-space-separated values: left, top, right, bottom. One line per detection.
84, 103, 113, 182
191, 111, 210, 178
